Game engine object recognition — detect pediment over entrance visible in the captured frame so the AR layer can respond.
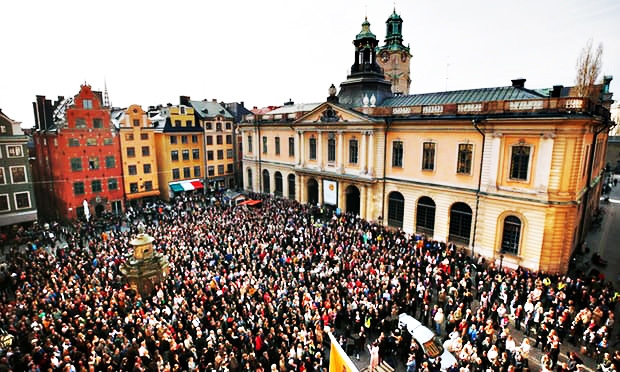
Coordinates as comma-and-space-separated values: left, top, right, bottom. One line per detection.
295, 102, 377, 125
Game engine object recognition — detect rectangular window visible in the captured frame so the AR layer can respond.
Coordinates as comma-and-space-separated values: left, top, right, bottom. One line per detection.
105, 156, 116, 168
422, 142, 436, 171
144, 181, 153, 191
130, 182, 138, 193
226, 122, 232, 130
227, 149, 233, 159
125, 133, 134, 141
510, 145, 531, 181
192, 149, 200, 160
216, 122, 222, 131
348, 139, 358, 164
103, 138, 113, 145
183, 167, 191, 178
172, 168, 180, 179
15, 192, 31, 209
68, 138, 80, 147
0, 194, 8, 211
91, 180, 102, 193
170, 136, 177, 144
262, 136, 268, 154
83, 99, 92, 109
217, 135, 223, 145
327, 137, 336, 163
275, 137, 281, 155
0, 168, 5, 184
206, 122, 212, 130
86, 138, 97, 146
128, 165, 137, 175
74, 182, 85, 195
289, 137, 295, 157
217, 150, 224, 160
207, 136, 213, 145
226, 135, 232, 144
309, 138, 317, 160
208, 166, 215, 176
181, 135, 188, 144
248, 135, 253, 152
192, 135, 198, 143
457, 144, 473, 174
207, 151, 214, 161
93, 118, 103, 128
182, 149, 190, 161
141, 146, 150, 156
141, 133, 149, 140
174, 120, 181, 127
218, 165, 225, 175
108, 178, 118, 191
7, 145, 23, 157
171, 150, 179, 161
392, 140, 403, 167
71, 158, 82, 171
88, 157, 100, 170
133, 119, 140, 127
76, 118, 87, 128
186, 120, 192, 127
127, 147, 136, 157
143, 164, 152, 174
194, 166, 201, 177
227, 164, 233, 173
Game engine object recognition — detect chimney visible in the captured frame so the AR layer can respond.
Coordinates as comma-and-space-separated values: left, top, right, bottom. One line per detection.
212, 99, 217, 102
551, 85, 563, 98
180, 96, 190, 106
511, 78, 526, 88
284, 98, 294, 106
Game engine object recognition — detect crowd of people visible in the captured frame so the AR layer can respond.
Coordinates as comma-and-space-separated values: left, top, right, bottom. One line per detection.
0, 192, 619, 372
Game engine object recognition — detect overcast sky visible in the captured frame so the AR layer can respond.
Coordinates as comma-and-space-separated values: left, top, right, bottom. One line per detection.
1, 0, 619, 128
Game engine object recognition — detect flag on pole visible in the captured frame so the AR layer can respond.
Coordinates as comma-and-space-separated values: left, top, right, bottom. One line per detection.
328, 331, 359, 372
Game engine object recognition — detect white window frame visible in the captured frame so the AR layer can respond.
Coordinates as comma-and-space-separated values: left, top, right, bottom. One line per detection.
0, 193, 9, 212
0, 168, 5, 185
9, 165, 27, 184
7, 145, 23, 158
14, 191, 31, 210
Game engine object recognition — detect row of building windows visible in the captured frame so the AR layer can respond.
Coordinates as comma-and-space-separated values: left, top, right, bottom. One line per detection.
167, 134, 233, 145
74, 117, 104, 129
124, 133, 151, 141
0, 166, 27, 184
206, 149, 234, 161
68, 138, 114, 146
1, 144, 24, 158
246, 168, 296, 199
248, 136, 295, 157
129, 181, 154, 193
170, 149, 201, 162
0, 191, 31, 211
386, 192, 522, 255
127, 164, 153, 175
70, 156, 117, 171
73, 179, 119, 195
204, 122, 232, 131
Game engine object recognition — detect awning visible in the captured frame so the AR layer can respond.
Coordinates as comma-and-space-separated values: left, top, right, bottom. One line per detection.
190, 180, 203, 189
170, 183, 184, 192
238, 199, 262, 206
170, 179, 203, 192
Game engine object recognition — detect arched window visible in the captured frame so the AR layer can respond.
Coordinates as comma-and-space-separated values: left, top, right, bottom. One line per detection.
287, 174, 296, 200
274, 172, 283, 197
416, 196, 436, 236
449, 202, 473, 245
262, 169, 270, 194
387, 191, 405, 228
501, 216, 522, 254
247, 168, 253, 191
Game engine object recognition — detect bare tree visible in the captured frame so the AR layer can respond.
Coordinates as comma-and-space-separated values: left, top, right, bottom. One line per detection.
574, 39, 603, 98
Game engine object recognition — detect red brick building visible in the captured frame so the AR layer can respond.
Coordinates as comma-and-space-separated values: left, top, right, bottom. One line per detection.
32, 84, 124, 221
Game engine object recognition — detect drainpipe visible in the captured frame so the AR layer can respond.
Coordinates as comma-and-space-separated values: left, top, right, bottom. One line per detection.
471, 118, 485, 258
256, 120, 262, 194
381, 118, 392, 225
202, 120, 208, 195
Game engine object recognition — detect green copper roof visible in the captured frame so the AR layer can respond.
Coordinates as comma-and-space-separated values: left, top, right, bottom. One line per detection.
356, 17, 376, 40
381, 86, 545, 107
389, 9, 402, 22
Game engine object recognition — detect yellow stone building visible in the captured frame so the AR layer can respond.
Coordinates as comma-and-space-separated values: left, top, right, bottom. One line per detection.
151, 104, 204, 201
239, 14, 615, 274
113, 105, 160, 204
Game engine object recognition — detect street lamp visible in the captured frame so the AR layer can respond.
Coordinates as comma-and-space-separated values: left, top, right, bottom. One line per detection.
499, 254, 505, 271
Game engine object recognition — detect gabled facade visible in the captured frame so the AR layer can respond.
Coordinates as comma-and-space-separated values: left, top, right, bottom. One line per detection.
113, 105, 160, 204
240, 12, 615, 274
151, 104, 204, 201
0, 109, 37, 226
32, 84, 124, 221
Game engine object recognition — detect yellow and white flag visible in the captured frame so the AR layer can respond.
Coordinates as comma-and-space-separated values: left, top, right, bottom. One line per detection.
328, 332, 359, 372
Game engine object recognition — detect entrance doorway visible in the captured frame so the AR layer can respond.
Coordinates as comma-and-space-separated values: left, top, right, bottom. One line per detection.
345, 185, 360, 216
307, 179, 319, 205
95, 204, 105, 218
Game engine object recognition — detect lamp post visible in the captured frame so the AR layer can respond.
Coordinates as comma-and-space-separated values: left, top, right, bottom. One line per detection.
499, 254, 505, 271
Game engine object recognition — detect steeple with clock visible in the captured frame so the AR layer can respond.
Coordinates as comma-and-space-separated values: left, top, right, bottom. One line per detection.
376, 8, 411, 95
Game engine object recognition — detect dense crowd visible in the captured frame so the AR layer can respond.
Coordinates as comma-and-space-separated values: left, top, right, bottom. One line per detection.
0, 193, 619, 372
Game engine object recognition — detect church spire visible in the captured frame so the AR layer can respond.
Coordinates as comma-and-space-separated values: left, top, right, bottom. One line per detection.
103, 79, 110, 107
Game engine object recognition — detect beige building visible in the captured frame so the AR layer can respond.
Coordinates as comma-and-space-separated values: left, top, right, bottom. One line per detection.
240, 12, 615, 274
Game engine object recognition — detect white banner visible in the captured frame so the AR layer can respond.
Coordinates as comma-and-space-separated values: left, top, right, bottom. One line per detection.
323, 179, 338, 205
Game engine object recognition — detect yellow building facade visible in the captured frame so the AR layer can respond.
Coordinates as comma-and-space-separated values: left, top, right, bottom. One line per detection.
116, 105, 160, 203
240, 14, 614, 274
152, 105, 204, 201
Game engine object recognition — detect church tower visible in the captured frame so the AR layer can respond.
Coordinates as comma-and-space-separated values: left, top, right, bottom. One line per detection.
376, 9, 411, 95
338, 17, 393, 107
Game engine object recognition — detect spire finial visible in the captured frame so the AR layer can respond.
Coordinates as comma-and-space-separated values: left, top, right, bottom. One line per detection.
103, 78, 110, 107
